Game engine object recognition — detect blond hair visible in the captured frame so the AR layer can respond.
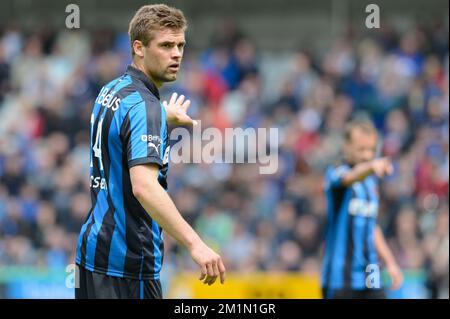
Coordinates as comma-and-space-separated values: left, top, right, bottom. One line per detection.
128, 4, 187, 55
344, 119, 378, 142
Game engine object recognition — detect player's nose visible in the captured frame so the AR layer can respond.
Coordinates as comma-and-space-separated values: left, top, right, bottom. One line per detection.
362, 152, 373, 162
171, 48, 182, 59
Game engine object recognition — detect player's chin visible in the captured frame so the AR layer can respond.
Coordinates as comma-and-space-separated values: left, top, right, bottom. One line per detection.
164, 74, 178, 82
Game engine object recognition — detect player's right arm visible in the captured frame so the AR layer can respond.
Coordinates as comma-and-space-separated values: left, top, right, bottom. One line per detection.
122, 99, 225, 285
130, 164, 226, 285
339, 157, 393, 186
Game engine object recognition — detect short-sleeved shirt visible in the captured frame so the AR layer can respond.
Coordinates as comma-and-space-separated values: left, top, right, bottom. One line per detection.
321, 163, 380, 291
76, 65, 169, 280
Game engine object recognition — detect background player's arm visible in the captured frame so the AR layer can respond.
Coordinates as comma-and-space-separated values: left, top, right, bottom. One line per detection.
374, 225, 404, 290
341, 157, 394, 186
130, 163, 225, 285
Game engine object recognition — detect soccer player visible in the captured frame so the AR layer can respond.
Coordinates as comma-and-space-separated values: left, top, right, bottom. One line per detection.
75, 4, 225, 299
321, 119, 404, 299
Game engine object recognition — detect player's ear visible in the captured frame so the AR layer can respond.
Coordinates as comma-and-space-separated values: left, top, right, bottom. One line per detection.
132, 40, 145, 58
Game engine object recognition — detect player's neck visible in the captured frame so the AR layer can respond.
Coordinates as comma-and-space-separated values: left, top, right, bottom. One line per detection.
131, 61, 163, 88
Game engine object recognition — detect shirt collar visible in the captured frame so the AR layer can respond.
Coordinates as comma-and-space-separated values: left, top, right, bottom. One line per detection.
126, 65, 160, 99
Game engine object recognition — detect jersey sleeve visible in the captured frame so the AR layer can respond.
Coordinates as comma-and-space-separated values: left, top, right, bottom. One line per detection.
121, 100, 165, 168
324, 164, 351, 189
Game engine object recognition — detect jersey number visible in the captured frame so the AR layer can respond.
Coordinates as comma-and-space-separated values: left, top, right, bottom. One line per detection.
92, 117, 104, 171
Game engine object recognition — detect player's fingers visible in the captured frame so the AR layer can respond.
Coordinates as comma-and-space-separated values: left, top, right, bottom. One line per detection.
206, 263, 214, 276
169, 92, 178, 105
202, 264, 209, 284
207, 275, 216, 286
205, 263, 214, 285
387, 163, 394, 175
210, 261, 220, 285
392, 277, 400, 290
162, 100, 168, 108
393, 281, 399, 290
218, 259, 226, 284
181, 99, 191, 111
373, 166, 382, 178
199, 265, 207, 281
394, 273, 403, 290
376, 164, 386, 178
384, 157, 393, 171
181, 101, 198, 126
176, 94, 185, 106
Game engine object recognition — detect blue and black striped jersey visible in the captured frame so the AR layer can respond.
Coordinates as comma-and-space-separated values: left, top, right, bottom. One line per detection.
321, 163, 380, 291
75, 65, 169, 280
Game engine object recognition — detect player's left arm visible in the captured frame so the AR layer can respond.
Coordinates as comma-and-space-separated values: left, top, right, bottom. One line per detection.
374, 225, 404, 290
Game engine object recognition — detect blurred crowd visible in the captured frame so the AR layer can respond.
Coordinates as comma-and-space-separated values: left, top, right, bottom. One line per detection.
0, 19, 448, 298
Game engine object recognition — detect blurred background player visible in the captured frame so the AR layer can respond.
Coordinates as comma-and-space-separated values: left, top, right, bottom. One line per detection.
321, 119, 404, 299
74, 4, 225, 299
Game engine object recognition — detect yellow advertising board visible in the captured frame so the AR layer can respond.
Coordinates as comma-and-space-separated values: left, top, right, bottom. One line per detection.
167, 272, 322, 299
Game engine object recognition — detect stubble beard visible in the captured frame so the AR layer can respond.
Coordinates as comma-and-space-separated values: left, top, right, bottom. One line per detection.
154, 67, 178, 84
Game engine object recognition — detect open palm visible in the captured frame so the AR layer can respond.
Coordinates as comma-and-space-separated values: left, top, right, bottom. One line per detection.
162, 92, 198, 126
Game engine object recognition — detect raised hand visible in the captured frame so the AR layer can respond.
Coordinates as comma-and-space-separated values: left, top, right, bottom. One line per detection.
162, 92, 198, 126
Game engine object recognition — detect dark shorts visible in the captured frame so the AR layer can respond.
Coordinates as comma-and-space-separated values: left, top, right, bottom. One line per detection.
75, 265, 163, 299
322, 287, 386, 299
